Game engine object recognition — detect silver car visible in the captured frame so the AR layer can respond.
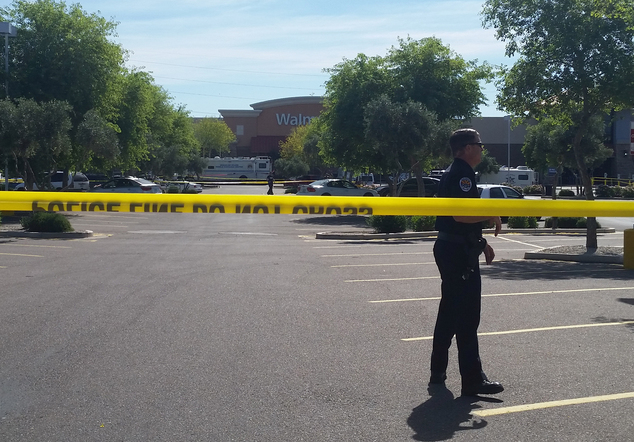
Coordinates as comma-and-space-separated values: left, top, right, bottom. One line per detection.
296, 179, 378, 196
91, 177, 163, 193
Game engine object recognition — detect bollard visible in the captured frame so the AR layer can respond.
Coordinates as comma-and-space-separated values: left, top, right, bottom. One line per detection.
625, 228, 634, 270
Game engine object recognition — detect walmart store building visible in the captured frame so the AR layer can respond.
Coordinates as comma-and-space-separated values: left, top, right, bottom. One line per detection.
219, 96, 634, 181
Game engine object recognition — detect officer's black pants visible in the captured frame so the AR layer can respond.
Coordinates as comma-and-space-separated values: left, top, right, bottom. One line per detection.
430, 239, 485, 387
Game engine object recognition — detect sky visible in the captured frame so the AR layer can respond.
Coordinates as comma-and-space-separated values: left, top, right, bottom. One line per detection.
61, 0, 514, 118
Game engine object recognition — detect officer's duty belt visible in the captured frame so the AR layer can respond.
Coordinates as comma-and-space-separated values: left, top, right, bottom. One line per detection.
437, 231, 469, 244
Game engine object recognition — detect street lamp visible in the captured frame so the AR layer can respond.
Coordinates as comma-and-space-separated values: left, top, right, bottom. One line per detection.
0, 21, 17, 191
504, 115, 511, 182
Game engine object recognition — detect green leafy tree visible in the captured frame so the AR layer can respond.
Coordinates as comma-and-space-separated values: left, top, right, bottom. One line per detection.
278, 121, 326, 176
320, 37, 491, 194
142, 105, 200, 178
1, 0, 125, 119
364, 95, 453, 196
274, 156, 310, 179
482, 0, 634, 248
193, 118, 236, 158
475, 149, 501, 177
0, 98, 72, 189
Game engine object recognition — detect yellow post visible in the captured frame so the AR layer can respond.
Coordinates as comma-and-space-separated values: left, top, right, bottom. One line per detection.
625, 229, 634, 270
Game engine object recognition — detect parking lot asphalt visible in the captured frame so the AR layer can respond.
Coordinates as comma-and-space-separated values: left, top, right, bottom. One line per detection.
1, 187, 633, 441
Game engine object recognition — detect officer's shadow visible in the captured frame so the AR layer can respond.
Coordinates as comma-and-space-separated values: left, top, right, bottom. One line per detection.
407, 385, 501, 441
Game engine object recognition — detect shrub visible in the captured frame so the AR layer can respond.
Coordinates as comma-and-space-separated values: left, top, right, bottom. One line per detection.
21, 212, 73, 232
182, 188, 198, 194
612, 186, 623, 197
507, 216, 538, 228
544, 217, 601, 228
523, 184, 543, 195
594, 185, 613, 198
409, 215, 436, 231
284, 186, 298, 194
558, 189, 575, 197
622, 185, 634, 199
366, 215, 408, 233
166, 185, 180, 193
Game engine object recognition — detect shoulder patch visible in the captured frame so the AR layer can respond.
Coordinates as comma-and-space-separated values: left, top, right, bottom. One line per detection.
459, 177, 473, 192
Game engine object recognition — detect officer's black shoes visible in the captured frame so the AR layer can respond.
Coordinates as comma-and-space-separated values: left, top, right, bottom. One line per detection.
429, 372, 447, 385
461, 379, 504, 396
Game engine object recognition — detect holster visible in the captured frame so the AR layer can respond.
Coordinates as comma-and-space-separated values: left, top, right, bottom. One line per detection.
462, 234, 487, 280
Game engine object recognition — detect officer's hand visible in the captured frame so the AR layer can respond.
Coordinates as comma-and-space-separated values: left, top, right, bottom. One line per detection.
491, 216, 502, 236
484, 244, 495, 265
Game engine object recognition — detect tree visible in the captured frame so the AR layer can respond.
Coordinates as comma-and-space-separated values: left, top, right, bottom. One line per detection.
320, 37, 491, 193
0, 98, 72, 189
193, 118, 235, 158
278, 121, 326, 176
482, 0, 634, 248
523, 116, 612, 197
475, 150, 502, 177
363, 95, 453, 196
1, 0, 125, 120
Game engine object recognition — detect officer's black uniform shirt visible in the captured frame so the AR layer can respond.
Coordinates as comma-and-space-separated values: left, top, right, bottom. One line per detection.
434, 157, 482, 237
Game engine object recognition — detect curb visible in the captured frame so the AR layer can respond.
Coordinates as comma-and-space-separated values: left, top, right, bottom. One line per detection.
524, 251, 623, 264
315, 228, 616, 241
0, 230, 93, 239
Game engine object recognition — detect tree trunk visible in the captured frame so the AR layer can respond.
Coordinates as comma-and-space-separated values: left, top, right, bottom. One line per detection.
571, 116, 597, 249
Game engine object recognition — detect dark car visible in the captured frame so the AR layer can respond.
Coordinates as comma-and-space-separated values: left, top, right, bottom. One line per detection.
377, 177, 440, 197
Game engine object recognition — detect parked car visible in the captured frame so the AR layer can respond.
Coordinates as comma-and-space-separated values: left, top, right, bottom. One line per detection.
161, 181, 203, 193
477, 184, 524, 199
71, 172, 90, 190
85, 173, 111, 188
91, 177, 163, 193
377, 177, 440, 197
296, 179, 379, 196
477, 184, 530, 222
15, 171, 82, 190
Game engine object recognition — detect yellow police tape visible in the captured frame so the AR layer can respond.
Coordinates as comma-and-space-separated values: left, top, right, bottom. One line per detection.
1, 191, 634, 217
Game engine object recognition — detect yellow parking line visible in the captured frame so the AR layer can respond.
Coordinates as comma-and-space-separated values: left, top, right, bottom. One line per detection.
345, 276, 440, 283
473, 392, 634, 417
0, 252, 43, 258
402, 320, 634, 341
370, 286, 634, 303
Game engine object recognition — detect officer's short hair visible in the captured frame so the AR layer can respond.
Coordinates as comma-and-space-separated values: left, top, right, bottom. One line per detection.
449, 129, 480, 156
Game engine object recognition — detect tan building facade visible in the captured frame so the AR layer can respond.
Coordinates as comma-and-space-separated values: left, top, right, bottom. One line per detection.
219, 96, 324, 157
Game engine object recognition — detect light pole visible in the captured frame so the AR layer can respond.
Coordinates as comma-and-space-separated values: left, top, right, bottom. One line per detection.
0, 21, 16, 191
504, 115, 511, 182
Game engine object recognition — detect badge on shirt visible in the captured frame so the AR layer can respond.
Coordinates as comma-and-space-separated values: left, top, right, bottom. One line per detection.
460, 177, 472, 192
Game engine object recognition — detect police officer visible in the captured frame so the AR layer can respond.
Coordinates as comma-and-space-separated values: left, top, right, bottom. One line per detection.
429, 128, 504, 396
267, 172, 274, 195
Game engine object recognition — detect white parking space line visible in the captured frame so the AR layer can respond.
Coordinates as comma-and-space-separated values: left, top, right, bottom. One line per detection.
322, 252, 433, 257
345, 276, 440, 283
370, 286, 634, 303
0, 244, 72, 249
473, 392, 634, 417
314, 243, 427, 249
402, 320, 634, 341
332, 262, 436, 268
69, 214, 149, 220
71, 224, 129, 228
0, 252, 44, 258
497, 236, 544, 248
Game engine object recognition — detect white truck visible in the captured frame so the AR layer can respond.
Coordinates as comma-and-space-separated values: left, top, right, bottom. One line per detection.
202, 156, 272, 179
478, 166, 539, 186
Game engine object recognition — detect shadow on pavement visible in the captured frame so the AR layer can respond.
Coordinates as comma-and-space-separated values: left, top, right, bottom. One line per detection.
482, 260, 634, 281
407, 385, 499, 441
291, 215, 372, 227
